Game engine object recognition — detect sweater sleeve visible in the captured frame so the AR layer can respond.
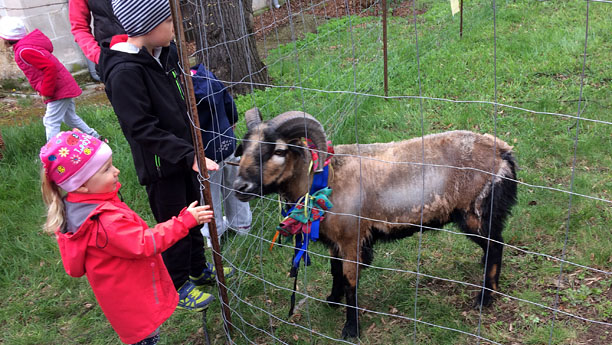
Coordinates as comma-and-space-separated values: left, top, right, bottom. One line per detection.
224, 89, 239, 126
69, 0, 100, 63
100, 208, 197, 259
19, 49, 57, 97
107, 65, 195, 167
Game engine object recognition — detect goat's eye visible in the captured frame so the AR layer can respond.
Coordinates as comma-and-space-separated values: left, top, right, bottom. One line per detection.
274, 149, 287, 157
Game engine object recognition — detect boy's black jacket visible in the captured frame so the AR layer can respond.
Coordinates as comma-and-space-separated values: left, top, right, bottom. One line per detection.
99, 42, 195, 186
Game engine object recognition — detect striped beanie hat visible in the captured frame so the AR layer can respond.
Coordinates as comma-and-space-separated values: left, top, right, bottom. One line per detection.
111, 0, 171, 37
40, 131, 112, 192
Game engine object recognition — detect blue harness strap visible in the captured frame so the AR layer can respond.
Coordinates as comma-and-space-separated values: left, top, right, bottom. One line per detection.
289, 164, 328, 270
284, 146, 332, 317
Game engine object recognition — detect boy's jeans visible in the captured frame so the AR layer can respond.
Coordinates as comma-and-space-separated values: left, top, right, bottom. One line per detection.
43, 98, 99, 140
201, 154, 252, 245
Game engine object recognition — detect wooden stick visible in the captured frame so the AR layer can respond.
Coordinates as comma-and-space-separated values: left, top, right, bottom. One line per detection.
460, 0, 464, 38
382, 0, 389, 97
169, 0, 233, 335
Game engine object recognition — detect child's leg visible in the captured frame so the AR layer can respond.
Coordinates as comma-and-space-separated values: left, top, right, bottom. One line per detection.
61, 98, 100, 138
43, 99, 68, 140
146, 171, 206, 289
222, 154, 252, 234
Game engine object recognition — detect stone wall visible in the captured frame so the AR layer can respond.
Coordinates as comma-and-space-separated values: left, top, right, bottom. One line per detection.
0, 0, 86, 80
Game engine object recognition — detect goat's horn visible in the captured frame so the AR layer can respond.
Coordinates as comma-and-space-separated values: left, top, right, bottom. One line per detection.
269, 111, 328, 172
245, 107, 262, 129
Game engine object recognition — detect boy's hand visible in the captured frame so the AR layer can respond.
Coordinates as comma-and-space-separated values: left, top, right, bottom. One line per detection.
192, 157, 220, 172
186, 201, 214, 225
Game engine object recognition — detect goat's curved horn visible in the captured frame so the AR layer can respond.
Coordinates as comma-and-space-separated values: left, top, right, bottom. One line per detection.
245, 107, 262, 129
269, 111, 328, 172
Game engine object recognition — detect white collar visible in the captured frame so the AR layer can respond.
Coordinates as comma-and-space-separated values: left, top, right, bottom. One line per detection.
110, 42, 140, 54
111, 43, 163, 66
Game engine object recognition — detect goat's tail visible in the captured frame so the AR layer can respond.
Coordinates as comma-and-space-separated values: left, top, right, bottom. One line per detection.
481, 149, 518, 235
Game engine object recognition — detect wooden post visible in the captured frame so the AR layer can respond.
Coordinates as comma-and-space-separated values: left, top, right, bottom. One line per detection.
460, 0, 464, 38
169, 0, 233, 335
382, 0, 389, 97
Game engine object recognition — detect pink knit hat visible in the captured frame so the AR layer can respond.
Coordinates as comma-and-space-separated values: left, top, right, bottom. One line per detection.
40, 131, 112, 192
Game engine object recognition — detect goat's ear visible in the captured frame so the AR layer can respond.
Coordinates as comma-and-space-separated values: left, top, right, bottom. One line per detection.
234, 144, 243, 157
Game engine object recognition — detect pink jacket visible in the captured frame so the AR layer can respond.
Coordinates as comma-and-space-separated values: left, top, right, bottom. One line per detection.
69, 0, 100, 63
13, 30, 82, 103
56, 183, 197, 344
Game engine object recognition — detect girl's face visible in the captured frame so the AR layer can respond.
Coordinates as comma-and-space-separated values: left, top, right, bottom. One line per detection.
80, 157, 120, 194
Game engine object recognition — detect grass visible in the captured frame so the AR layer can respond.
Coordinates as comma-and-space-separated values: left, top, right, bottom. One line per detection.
1, 0, 611, 344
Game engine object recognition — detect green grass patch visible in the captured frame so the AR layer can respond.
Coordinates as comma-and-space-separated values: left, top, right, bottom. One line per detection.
1, 0, 611, 343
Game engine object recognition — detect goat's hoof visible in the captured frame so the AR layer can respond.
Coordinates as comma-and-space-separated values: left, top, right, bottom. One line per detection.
326, 294, 342, 307
341, 323, 359, 339
473, 292, 494, 308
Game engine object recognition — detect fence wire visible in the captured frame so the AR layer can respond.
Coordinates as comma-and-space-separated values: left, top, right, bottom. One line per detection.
173, 0, 611, 344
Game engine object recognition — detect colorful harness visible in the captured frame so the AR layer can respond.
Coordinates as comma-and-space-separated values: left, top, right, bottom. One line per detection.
272, 140, 334, 316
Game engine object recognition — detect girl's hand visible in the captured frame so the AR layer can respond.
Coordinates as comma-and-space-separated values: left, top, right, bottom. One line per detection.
192, 157, 220, 172
186, 201, 214, 225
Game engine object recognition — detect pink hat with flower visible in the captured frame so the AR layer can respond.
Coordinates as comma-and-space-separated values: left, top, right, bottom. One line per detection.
40, 130, 112, 192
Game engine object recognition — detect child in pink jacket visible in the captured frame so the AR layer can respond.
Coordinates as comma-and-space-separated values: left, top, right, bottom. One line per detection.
40, 131, 215, 344
0, 16, 99, 140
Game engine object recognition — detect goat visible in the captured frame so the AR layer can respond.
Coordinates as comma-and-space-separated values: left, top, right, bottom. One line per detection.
233, 108, 518, 339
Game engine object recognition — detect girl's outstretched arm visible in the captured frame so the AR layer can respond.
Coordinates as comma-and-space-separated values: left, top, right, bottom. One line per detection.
95, 205, 207, 259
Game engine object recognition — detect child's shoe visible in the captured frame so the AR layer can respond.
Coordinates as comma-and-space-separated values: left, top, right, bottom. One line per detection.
189, 262, 235, 287
176, 281, 214, 311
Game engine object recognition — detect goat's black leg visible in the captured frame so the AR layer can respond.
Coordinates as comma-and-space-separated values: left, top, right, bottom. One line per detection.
452, 210, 505, 307
327, 249, 345, 307
342, 282, 359, 339
465, 227, 504, 307
475, 237, 503, 307
339, 254, 360, 339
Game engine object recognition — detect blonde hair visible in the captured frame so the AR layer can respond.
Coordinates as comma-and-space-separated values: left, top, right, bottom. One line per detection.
41, 167, 66, 233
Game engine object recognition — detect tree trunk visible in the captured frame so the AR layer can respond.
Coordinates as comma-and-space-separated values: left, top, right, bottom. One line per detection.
181, 0, 267, 95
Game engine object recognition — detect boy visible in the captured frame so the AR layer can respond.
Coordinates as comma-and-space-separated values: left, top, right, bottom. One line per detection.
99, 0, 231, 310
0, 16, 100, 140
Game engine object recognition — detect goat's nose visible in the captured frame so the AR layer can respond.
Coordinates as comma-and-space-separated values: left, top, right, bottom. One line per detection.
233, 179, 251, 192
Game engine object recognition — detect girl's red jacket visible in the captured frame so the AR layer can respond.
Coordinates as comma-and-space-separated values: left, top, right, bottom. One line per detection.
55, 183, 197, 344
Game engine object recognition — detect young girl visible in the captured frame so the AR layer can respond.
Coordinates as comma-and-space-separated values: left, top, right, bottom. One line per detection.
40, 130, 214, 345
0, 16, 100, 140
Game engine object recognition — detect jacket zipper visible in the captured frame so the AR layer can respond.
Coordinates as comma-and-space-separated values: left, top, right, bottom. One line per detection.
146, 229, 160, 304
154, 155, 162, 178
151, 262, 159, 304
171, 70, 185, 100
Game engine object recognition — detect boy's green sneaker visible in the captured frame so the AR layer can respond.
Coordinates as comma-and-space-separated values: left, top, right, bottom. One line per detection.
176, 281, 214, 311
189, 262, 235, 287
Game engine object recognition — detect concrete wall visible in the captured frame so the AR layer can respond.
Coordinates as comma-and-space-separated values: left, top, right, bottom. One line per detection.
253, 0, 268, 12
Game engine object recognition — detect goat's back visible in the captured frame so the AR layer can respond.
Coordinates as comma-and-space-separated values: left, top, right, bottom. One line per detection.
325, 131, 515, 230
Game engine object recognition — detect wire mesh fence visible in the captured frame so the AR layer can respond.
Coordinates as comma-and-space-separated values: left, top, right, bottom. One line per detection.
173, 0, 611, 343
